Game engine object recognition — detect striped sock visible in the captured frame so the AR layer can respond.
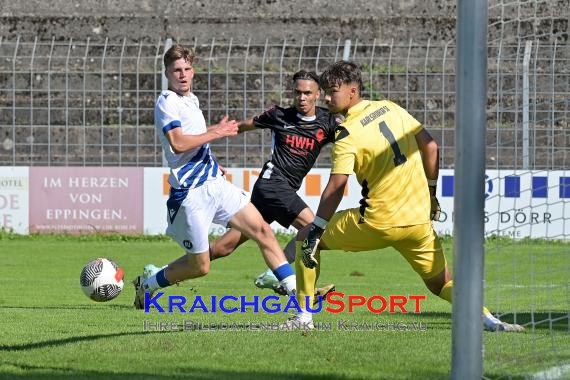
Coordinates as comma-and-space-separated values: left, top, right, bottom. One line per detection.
272, 262, 296, 296
143, 269, 172, 292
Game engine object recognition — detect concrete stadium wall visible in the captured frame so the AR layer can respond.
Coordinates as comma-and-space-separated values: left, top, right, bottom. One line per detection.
3, 0, 566, 44
1, 1, 567, 170
0, 0, 459, 43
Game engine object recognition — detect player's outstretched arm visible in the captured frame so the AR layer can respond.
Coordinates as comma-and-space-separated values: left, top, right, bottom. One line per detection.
237, 118, 256, 133
415, 128, 441, 220
166, 115, 238, 153
315, 174, 349, 222
415, 128, 439, 181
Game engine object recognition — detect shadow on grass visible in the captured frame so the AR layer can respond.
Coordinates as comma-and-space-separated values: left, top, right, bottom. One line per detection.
0, 304, 133, 310
392, 311, 453, 330
0, 331, 160, 352
0, 361, 450, 380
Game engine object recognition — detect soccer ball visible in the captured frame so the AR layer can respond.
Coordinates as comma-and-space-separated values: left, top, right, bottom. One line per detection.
80, 258, 124, 302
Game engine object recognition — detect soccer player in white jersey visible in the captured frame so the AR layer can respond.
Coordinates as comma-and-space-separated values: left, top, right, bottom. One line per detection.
132, 44, 296, 309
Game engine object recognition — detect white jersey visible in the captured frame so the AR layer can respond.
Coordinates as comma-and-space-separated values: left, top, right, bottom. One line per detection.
155, 90, 220, 189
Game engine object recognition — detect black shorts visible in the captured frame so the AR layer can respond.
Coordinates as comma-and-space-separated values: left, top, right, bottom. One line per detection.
250, 176, 308, 228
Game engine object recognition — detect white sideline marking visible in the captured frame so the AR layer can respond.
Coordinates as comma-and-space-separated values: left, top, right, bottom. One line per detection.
531, 363, 570, 380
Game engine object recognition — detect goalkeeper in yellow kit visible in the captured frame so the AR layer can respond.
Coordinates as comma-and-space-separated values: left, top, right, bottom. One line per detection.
284, 61, 524, 332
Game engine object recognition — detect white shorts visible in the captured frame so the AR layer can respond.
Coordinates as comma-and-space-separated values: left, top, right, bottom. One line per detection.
165, 176, 250, 254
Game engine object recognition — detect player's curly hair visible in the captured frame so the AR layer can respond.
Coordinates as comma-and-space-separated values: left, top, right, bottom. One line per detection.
163, 44, 195, 69
292, 70, 320, 85
319, 61, 363, 94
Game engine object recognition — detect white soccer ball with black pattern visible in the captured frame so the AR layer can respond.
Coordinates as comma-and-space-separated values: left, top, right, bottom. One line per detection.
80, 258, 124, 302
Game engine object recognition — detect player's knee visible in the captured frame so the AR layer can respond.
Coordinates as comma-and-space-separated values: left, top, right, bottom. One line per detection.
422, 266, 449, 295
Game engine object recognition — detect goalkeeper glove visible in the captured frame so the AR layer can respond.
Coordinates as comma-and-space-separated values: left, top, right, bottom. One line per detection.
430, 193, 442, 221
301, 217, 327, 269
428, 180, 441, 221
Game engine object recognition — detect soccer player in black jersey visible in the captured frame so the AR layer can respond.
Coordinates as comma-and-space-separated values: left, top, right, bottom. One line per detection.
209, 70, 338, 296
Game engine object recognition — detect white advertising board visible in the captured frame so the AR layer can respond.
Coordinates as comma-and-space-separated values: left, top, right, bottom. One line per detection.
0, 167, 29, 234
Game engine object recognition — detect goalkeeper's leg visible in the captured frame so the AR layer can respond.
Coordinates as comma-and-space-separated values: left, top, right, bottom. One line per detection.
295, 241, 321, 313
280, 242, 320, 330
432, 277, 524, 332
430, 277, 524, 332
397, 224, 524, 332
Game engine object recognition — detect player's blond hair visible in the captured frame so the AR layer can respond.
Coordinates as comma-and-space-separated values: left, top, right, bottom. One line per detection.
163, 44, 195, 70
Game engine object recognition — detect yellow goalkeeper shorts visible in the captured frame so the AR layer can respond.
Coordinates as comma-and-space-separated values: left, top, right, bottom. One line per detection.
321, 208, 446, 280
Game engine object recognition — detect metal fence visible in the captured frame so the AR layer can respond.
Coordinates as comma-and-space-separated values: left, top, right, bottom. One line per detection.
0, 36, 568, 169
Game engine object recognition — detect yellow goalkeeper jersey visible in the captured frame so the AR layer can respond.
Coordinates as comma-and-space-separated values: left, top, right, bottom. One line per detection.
331, 99, 430, 228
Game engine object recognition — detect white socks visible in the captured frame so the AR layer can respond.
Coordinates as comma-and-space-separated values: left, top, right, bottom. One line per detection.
280, 275, 297, 296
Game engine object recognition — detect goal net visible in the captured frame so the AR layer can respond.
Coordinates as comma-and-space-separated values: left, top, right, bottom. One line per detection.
483, 0, 569, 378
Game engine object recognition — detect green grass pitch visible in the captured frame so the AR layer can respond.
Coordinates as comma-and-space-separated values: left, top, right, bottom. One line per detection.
0, 233, 568, 379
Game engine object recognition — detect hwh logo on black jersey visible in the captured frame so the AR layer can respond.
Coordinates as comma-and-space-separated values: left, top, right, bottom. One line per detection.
285, 134, 315, 150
